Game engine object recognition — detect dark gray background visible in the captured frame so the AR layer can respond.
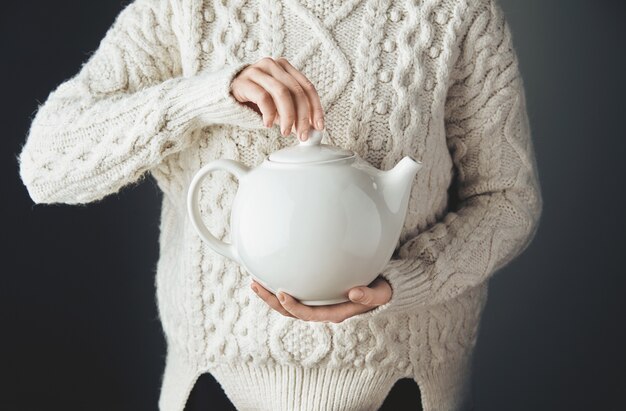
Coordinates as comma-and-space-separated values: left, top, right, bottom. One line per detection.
1, 1, 624, 410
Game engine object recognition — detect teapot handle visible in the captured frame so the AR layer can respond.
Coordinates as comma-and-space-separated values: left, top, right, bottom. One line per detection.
187, 159, 249, 264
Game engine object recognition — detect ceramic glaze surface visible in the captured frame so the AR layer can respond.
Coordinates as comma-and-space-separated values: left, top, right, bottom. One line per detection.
187, 130, 422, 305
232, 158, 396, 304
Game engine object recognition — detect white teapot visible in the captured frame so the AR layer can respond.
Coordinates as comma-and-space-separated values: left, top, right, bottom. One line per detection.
187, 129, 422, 305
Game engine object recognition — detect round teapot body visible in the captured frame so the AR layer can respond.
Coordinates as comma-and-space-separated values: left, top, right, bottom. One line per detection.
230, 157, 399, 305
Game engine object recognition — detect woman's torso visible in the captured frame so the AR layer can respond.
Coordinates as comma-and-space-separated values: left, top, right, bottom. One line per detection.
150, 0, 486, 374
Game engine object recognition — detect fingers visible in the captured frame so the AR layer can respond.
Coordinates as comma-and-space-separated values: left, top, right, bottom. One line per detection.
250, 276, 392, 323
244, 67, 296, 137
231, 79, 277, 128
256, 58, 312, 141
278, 292, 372, 324
348, 276, 392, 306
251, 281, 295, 318
232, 57, 323, 140
275, 57, 325, 131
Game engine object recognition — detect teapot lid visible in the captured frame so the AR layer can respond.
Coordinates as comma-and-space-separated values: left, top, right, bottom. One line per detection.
268, 129, 354, 164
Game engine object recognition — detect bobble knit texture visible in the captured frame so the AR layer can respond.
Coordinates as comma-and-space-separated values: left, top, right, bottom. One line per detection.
19, 0, 543, 410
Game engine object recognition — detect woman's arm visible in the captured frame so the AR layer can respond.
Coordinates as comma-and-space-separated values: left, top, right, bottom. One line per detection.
375, 0, 543, 313
18, 0, 263, 205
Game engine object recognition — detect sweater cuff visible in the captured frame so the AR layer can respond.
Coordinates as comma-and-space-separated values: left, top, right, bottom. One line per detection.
352, 258, 431, 319
165, 62, 264, 132
380, 258, 433, 311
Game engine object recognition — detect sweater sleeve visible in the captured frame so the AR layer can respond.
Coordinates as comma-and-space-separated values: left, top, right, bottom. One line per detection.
371, 0, 543, 315
18, 0, 263, 205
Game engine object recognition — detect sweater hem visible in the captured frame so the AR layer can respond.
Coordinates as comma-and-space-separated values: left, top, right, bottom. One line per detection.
155, 351, 477, 411
413, 354, 475, 411
158, 350, 203, 411
208, 361, 402, 411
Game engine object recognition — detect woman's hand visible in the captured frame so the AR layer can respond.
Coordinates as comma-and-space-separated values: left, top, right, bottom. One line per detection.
231, 57, 325, 141
250, 277, 392, 323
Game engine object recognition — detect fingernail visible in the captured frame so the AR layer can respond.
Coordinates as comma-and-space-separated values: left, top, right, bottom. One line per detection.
278, 292, 286, 303
316, 118, 324, 130
299, 131, 308, 141
281, 128, 288, 136
251, 284, 258, 294
349, 289, 364, 301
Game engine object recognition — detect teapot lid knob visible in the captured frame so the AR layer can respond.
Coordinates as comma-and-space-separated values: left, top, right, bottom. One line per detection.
299, 129, 323, 146
267, 127, 354, 164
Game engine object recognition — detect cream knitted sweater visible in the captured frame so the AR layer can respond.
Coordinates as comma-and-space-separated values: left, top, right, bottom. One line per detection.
18, 0, 542, 410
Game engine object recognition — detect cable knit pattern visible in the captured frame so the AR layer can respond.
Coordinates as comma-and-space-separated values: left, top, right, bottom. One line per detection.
18, 0, 542, 410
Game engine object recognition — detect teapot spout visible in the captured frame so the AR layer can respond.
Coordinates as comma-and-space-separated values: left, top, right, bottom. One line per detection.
378, 156, 422, 214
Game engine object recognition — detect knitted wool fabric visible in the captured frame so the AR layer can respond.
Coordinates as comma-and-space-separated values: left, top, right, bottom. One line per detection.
18, 0, 543, 410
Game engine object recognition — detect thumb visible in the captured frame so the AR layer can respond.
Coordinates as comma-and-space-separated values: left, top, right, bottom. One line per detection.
348, 279, 392, 306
